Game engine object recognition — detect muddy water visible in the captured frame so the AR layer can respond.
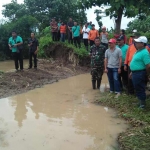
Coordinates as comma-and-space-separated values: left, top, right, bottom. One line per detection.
0, 74, 127, 150
0, 60, 28, 72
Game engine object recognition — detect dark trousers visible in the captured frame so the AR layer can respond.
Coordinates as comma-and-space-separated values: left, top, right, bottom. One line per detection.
13, 52, 23, 70
119, 66, 128, 90
52, 32, 58, 41
107, 68, 121, 93
60, 33, 65, 42
101, 42, 108, 49
68, 32, 73, 44
128, 67, 135, 94
132, 70, 146, 105
29, 52, 37, 68
83, 39, 88, 51
57, 30, 60, 41
73, 36, 81, 48
90, 40, 94, 47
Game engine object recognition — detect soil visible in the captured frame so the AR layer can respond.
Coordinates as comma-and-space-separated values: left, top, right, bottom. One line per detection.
0, 43, 90, 99
0, 59, 90, 99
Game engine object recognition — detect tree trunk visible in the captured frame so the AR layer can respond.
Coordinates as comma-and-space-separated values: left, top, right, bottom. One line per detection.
115, 7, 124, 34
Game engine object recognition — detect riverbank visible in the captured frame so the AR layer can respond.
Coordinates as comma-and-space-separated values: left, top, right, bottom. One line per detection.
95, 92, 150, 150
0, 59, 89, 99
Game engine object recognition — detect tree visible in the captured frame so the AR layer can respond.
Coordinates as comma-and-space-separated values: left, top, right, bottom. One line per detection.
127, 16, 150, 33
78, 0, 150, 33
24, 0, 87, 28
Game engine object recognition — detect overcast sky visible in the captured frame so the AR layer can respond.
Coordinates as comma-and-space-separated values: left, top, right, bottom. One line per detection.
0, 0, 134, 30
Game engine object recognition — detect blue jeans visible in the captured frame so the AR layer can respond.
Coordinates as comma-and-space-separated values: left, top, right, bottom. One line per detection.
132, 70, 146, 105
107, 68, 121, 93
61, 33, 65, 42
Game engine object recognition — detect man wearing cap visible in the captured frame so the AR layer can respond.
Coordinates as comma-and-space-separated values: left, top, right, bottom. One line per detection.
104, 38, 122, 98
50, 18, 58, 41
129, 36, 150, 108
117, 36, 129, 91
88, 24, 99, 47
128, 29, 137, 45
100, 26, 109, 49
82, 23, 90, 51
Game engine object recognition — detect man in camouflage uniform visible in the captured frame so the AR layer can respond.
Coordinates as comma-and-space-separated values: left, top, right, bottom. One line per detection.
90, 37, 106, 89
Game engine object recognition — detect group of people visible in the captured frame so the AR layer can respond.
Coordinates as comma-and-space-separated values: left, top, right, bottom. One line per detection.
50, 17, 109, 51
90, 29, 150, 109
8, 31, 39, 71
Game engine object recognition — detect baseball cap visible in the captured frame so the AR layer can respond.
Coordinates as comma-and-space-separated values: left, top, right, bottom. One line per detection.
117, 35, 124, 41
134, 36, 148, 43
91, 24, 95, 26
102, 26, 106, 29
109, 39, 116, 44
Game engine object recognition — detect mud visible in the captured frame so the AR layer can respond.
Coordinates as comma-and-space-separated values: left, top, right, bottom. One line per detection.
0, 74, 128, 150
0, 59, 89, 99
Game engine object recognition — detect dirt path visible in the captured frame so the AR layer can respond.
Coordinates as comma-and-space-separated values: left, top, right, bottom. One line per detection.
0, 59, 89, 99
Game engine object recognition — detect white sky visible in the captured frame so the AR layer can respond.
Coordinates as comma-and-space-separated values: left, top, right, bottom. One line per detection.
0, 0, 134, 30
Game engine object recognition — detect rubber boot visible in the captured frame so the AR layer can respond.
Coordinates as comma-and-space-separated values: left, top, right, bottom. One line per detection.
97, 79, 101, 89
92, 80, 96, 89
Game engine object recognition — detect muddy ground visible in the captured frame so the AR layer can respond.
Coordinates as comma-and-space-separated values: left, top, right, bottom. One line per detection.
0, 59, 90, 99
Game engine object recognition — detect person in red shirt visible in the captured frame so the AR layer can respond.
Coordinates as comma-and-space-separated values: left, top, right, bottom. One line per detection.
60, 22, 67, 42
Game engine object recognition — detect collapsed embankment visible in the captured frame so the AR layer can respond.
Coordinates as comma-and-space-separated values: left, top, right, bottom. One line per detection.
0, 43, 90, 99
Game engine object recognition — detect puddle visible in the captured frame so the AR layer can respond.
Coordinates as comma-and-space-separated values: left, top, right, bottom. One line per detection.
0, 74, 127, 150
0, 60, 28, 72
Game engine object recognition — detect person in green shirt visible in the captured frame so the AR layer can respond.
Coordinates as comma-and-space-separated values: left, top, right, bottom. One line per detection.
88, 21, 92, 30
117, 36, 129, 91
57, 19, 61, 41
72, 22, 81, 48
130, 36, 150, 109
8, 31, 23, 71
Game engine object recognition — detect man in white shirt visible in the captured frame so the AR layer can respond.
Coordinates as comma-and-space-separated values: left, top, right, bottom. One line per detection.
82, 23, 90, 51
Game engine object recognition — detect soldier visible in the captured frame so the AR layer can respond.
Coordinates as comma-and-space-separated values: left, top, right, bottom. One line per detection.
90, 37, 106, 89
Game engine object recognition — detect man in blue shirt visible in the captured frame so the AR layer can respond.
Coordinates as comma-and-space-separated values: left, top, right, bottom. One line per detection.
130, 36, 150, 108
117, 36, 129, 91
72, 22, 81, 48
8, 31, 23, 71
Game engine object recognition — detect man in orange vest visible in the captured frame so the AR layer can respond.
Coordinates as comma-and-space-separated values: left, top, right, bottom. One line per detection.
60, 22, 67, 42
88, 24, 99, 47
124, 33, 150, 95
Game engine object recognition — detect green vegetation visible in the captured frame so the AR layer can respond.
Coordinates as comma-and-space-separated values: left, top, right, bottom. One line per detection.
38, 26, 88, 58
78, 0, 150, 33
96, 92, 150, 149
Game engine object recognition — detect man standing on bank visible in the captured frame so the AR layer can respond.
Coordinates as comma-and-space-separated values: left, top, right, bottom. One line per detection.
104, 39, 122, 98
8, 31, 23, 72
67, 18, 74, 44
130, 36, 150, 109
117, 36, 129, 91
90, 37, 106, 89
28, 32, 39, 69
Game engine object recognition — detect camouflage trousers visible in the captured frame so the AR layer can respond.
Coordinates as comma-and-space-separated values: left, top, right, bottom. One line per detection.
91, 67, 103, 81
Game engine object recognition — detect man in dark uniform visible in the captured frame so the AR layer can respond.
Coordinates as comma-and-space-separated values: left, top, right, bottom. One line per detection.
90, 37, 106, 89
67, 18, 74, 44
28, 32, 39, 69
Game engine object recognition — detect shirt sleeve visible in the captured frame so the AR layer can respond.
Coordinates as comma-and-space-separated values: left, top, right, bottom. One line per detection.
118, 49, 122, 57
105, 50, 108, 58
143, 50, 150, 65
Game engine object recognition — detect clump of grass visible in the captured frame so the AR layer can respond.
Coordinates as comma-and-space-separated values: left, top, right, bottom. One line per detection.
96, 92, 150, 149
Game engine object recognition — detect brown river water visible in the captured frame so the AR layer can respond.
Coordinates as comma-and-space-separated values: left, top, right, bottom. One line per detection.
0, 71, 128, 150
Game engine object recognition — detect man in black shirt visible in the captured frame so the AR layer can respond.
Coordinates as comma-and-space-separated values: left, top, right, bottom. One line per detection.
28, 32, 39, 69
67, 18, 74, 44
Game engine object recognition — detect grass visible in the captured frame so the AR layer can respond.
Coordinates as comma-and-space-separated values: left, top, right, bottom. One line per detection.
95, 92, 150, 150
